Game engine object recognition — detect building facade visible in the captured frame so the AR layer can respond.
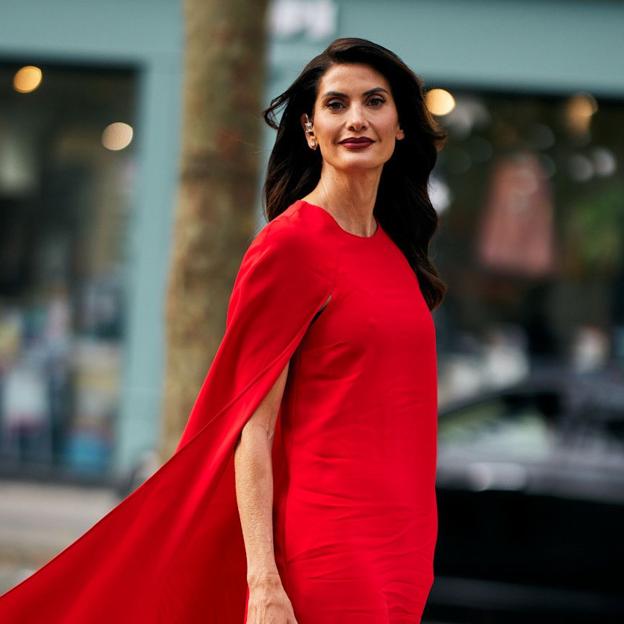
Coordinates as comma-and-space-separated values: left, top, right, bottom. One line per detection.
0, 0, 622, 483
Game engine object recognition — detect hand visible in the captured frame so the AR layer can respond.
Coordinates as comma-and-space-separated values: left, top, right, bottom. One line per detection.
247, 573, 299, 624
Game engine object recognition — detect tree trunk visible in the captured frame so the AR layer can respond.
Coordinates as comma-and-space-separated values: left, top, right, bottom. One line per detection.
160, 0, 269, 461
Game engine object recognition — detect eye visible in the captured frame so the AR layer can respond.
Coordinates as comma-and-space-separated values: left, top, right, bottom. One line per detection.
325, 99, 345, 111
368, 96, 386, 107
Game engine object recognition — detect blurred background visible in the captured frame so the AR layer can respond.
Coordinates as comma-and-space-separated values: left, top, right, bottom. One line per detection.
0, 0, 623, 621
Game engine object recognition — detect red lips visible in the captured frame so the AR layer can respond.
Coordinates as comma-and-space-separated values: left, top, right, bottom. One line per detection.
339, 137, 374, 145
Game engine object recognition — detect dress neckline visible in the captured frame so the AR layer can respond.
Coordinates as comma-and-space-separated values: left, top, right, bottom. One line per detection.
298, 199, 381, 240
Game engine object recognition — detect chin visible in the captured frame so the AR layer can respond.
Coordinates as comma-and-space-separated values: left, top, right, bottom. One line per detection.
329, 155, 387, 172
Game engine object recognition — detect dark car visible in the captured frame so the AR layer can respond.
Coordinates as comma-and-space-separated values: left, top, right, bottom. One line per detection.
423, 366, 624, 624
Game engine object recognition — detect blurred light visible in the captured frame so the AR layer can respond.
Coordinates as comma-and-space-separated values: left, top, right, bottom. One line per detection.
13, 65, 43, 93
591, 146, 617, 177
101, 122, 133, 151
528, 123, 555, 150
442, 96, 491, 139
538, 154, 557, 178
572, 325, 610, 372
567, 153, 594, 181
426, 88, 456, 116
564, 91, 598, 136
0, 120, 38, 194
428, 173, 452, 215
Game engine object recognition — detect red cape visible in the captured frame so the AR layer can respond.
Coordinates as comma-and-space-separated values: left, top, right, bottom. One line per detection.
0, 210, 334, 622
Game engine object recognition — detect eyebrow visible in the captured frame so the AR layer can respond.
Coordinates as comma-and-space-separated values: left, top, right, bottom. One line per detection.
322, 87, 390, 98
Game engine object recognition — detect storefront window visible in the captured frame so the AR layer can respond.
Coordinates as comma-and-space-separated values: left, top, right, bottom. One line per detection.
430, 89, 624, 407
0, 61, 137, 479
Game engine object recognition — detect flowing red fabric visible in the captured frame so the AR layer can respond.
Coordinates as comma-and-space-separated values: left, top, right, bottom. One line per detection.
0, 199, 439, 623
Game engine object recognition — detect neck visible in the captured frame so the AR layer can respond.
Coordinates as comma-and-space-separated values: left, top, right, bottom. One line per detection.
305, 164, 382, 236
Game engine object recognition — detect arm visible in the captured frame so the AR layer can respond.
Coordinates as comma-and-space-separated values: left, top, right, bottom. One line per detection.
234, 359, 289, 586
235, 293, 331, 583
234, 360, 298, 623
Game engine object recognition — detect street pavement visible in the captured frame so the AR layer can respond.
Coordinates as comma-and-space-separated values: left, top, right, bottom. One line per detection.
0, 479, 119, 594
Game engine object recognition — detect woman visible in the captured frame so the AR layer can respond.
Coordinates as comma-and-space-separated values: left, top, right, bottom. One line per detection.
0, 37, 446, 623
240, 38, 447, 624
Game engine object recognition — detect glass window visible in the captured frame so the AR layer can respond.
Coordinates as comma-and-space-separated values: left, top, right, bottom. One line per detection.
430, 89, 624, 408
0, 61, 138, 479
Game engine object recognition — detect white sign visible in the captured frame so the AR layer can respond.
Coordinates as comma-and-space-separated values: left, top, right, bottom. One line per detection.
268, 0, 338, 40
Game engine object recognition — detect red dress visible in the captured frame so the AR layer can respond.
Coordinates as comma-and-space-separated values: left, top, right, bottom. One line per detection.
0, 199, 438, 623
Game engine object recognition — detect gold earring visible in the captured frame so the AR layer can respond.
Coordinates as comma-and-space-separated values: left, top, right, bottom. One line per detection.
304, 115, 318, 150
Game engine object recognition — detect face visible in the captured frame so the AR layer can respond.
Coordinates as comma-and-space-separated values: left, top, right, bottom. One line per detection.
301, 63, 405, 172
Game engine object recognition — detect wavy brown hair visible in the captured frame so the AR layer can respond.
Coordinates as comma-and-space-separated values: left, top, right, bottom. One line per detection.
262, 37, 448, 311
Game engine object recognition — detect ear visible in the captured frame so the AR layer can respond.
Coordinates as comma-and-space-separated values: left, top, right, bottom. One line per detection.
300, 112, 316, 149
396, 126, 405, 141
300, 112, 313, 131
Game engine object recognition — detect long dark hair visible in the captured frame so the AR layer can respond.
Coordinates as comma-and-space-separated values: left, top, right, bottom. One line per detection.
262, 37, 448, 311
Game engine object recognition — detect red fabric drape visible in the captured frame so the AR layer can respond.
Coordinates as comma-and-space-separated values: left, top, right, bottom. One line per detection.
0, 214, 334, 623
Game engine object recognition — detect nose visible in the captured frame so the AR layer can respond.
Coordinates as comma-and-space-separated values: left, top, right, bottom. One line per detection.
347, 102, 368, 131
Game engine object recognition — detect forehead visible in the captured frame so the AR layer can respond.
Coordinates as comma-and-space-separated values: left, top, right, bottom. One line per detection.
317, 63, 391, 96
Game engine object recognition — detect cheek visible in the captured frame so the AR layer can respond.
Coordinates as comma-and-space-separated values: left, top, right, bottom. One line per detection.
316, 123, 340, 144
375, 120, 398, 150
380, 114, 401, 139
